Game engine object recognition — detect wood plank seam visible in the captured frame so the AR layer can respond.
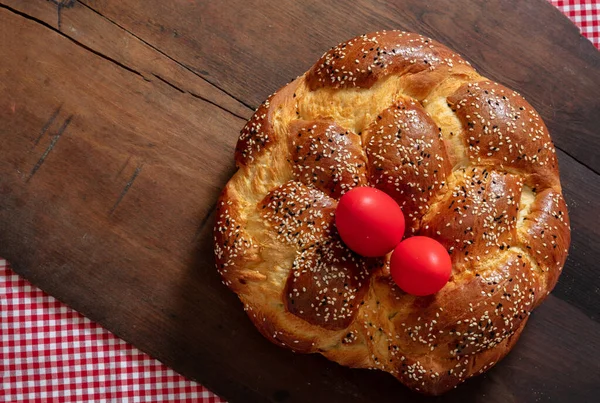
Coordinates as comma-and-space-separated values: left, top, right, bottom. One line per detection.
0, 2, 252, 123
0, 4, 149, 81
554, 145, 600, 177
77, 0, 256, 112
152, 73, 248, 120
0, 3, 240, 255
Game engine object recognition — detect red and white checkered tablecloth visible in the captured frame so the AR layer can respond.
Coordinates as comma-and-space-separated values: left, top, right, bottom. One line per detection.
552, 0, 600, 46
0, 260, 224, 403
1, 2, 598, 402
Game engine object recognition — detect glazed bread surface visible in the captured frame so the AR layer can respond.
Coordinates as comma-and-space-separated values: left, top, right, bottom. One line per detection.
214, 31, 571, 395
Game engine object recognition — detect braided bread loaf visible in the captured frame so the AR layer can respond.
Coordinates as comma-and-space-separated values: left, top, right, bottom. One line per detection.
213, 31, 571, 395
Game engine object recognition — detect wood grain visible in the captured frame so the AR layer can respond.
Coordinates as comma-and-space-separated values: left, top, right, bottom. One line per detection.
75, 0, 600, 171
1, 1, 599, 402
2, 0, 252, 120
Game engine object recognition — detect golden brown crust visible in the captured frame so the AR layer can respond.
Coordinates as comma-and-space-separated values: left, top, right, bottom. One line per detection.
364, 98, 452, 233
420, 168, 523, 270
288, 120, 368, 198
235, 79, 301, 167
447, 81, 559, 188
518, 188, 571, 296
306, 31, 468, 91
214, 30, 571, 395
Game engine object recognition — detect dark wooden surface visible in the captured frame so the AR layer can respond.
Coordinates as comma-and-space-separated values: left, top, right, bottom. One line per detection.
1, 1, 599, 402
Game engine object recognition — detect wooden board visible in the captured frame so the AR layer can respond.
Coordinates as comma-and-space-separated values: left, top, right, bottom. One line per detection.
1, 0, 599, 401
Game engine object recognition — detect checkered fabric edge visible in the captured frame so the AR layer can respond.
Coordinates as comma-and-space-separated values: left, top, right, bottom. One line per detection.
551, 0, 600, 47
0, 259, 225, 403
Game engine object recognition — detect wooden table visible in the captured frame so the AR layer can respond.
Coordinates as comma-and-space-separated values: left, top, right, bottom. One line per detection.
1, 1, 599, 402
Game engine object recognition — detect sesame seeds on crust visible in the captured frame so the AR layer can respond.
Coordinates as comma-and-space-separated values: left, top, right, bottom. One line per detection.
217, 30, 571, 395
364, 98, 452, 233
447, 81, 559, 188
306, 31, 469, 90
420, 168, 523, 270
285, 240, 373, 330
289, 120, 368, 198
261, 181, 378, 330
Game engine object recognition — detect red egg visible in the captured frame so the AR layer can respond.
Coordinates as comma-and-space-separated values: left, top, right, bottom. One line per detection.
390, 236, 452, 296
335, 187, 405, 257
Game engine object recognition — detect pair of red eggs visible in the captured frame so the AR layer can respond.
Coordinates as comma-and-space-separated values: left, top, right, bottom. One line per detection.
335, 187, 451, 296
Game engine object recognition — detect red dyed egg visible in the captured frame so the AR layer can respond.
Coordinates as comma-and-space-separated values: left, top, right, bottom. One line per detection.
390, 236, 452, 296
335, 187, 405, 257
